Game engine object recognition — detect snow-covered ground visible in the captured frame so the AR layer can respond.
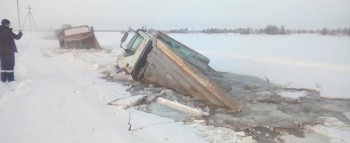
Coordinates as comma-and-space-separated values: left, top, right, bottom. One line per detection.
170, 33, 350, 99
1, 31, 349, 143
0, 32, 208, 143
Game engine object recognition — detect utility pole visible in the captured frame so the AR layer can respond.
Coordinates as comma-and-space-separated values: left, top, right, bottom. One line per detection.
16, 0, 21, 30
22, 4, 38, 32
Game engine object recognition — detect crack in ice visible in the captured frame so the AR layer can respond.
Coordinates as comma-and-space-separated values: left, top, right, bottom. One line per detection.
126, 109, 176, 132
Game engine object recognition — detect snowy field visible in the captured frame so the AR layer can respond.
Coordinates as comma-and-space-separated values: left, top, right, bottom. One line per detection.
0, 31, 349, 143
170, 33, 350, 99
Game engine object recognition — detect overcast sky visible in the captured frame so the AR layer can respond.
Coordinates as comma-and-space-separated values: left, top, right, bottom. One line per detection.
1, 0, 349, 30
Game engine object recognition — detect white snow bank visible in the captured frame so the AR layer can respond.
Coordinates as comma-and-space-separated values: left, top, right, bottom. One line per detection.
278, 91, 308, 99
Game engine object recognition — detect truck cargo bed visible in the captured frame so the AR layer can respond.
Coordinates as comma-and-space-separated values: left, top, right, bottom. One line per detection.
140, 32, 242, 112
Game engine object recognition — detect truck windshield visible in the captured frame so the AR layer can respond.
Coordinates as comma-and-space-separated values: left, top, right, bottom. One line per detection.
126, 34, 144, 53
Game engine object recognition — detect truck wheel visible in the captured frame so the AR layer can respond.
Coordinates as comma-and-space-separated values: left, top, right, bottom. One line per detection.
137, 72, 145, 80
131, 71, 144, 80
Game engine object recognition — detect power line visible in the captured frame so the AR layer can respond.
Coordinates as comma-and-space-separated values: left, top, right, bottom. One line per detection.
144, 0, 161, 29
22, 4, 38, 32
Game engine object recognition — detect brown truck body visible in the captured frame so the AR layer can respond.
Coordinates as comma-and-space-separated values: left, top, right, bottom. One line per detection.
116, 29, 242, 112
58, 25, 101, 50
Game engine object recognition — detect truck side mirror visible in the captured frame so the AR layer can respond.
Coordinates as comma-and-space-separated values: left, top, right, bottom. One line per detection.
121, 32, 129, 43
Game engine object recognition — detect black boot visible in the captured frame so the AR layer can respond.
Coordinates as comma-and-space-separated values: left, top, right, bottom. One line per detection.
7, 72, 14, 82
1, 72, 7, 82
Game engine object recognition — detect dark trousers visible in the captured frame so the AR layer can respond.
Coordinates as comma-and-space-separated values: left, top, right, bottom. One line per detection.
0, 53, 15, 82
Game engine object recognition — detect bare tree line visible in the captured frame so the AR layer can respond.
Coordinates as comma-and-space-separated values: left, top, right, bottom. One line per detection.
30, 25, 350, 36
148, 25, 350, 36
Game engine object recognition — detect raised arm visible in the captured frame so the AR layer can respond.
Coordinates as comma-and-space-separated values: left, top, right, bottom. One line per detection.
11, 31, 23, 40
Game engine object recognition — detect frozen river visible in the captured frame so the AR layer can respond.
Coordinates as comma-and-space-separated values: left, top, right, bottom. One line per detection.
97, 32, 350, 98
95, 32, 350, 98
170, 33, 350, 98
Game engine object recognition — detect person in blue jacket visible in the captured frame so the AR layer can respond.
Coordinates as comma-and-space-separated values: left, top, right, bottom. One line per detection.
0, 19, 23, 82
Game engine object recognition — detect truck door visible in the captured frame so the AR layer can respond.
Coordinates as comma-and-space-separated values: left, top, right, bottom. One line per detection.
120, 32, 147, 72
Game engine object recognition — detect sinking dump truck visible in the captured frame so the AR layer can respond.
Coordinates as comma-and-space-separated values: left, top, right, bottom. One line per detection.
116, 29, 242, 112
58, 25, 101, 49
